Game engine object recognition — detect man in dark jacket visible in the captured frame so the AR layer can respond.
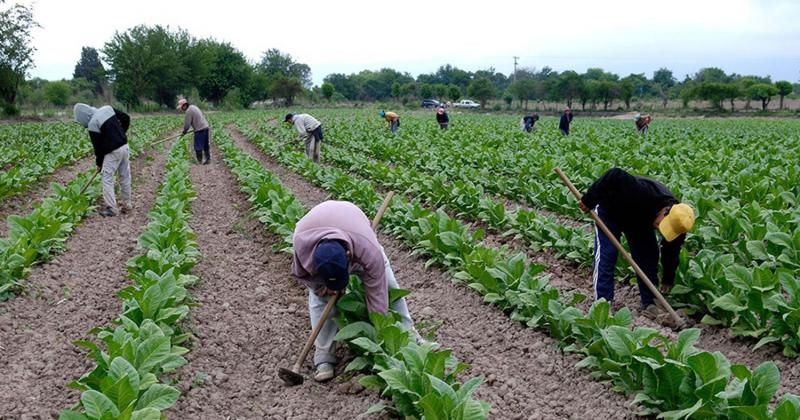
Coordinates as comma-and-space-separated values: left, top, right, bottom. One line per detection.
522, 113, 539, 133
579, 168, 695, 319
559, 108, 573, 135
436, 107, 449, 130
74, 103, 131, 217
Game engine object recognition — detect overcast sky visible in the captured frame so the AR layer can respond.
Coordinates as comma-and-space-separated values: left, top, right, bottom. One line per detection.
19, 0, 800, 85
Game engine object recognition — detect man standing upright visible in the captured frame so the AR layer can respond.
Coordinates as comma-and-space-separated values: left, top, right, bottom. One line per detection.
284, 112, 324, 162
73, 103, 132, 217
178, 99, 211, 164
559, 108, 573, 135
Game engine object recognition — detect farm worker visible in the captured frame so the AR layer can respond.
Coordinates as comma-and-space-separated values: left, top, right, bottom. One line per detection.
436, 107, 449, 130
578, 168, 695, 322
521, 113, 539, 133
634, 113, 652, 136
380, 110, 400, 133
291, 200, 434, 381
73, 103, 132, 217
559, 108, 573, 135
284, 113, 324, 163
178, 99, 211, 164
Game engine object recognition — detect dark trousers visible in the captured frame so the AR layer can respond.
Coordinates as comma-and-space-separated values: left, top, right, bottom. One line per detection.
194, 128, 210, 162
592, 206, 660, 307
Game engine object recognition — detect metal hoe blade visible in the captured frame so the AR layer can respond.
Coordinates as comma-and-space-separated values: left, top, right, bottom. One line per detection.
278, 367, 304, 386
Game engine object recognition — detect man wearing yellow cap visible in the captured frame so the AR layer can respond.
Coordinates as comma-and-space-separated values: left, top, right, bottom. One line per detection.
578, 168, 695, 319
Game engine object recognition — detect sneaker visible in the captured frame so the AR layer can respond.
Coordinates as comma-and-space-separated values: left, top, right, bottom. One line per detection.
313, 363, 335, 382
98, 207, 117, 217
416, 336, 440, 351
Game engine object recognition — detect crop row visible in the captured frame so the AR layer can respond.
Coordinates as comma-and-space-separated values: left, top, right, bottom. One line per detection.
211, 123, 490, 419
60, 137, 199, 419
252, 113, 800, 358
0, 119, 177, 299
232, 118, 800, 419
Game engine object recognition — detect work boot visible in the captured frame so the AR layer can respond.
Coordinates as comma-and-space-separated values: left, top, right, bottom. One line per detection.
642, 304, 684, 329
98, 207, 116, 217
313, 363, 335, 382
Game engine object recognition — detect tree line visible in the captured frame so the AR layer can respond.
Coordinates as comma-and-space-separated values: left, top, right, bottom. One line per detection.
1, 3, 797, 115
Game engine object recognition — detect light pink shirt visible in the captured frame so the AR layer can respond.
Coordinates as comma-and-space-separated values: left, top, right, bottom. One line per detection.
291, 201, 388, 313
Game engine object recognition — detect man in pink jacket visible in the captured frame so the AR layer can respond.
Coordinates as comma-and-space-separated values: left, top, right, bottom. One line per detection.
292, 200, 429, 381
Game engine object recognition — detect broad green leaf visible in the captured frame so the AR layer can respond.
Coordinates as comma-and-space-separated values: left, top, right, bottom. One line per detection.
81, 390, 120, 419
135, 384, 179, 410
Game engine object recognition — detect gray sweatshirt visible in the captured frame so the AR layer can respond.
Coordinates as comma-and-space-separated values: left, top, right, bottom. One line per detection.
183, 105, 209, 133
292, 114, 321, 138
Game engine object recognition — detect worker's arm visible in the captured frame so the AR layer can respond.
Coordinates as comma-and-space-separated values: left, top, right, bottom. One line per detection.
182, 110, 192, 135
89, 131, 105, 168
359, 246, 389, 314
113, 109, 130, 133
660, 234, 685, 286
581, 167, 637, 210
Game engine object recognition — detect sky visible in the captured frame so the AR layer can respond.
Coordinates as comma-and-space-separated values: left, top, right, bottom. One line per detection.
17, 0, 800, 85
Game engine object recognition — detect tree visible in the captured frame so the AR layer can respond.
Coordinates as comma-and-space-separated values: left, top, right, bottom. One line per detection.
653, 68, 676, 108
321, 82, 335, 101
748, 83, 778, 110
503, 90, 513, 109
73, 47, 106, 95
447, 84, 460, 102
617, 77, 636, 110
467, 77, 496, 109
390, 81, 400, 99
103, 25, 196, 108
324, 73, 358, 100
554, 71, 582, 108
775, 80, 793, 109
695, 82, 729, 109
0, 0, 39, 114
42, 80, 70, 106
400, 82, 417, 100
193, 40, 250, 105
269, 75, 303, 106
258, 48, 311, 87
723, 83, 742, 111
509, 79, 536, 109
433, 84, 448, 102
419, 83, 434, 100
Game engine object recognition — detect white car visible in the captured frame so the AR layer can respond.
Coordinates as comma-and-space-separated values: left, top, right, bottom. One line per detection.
454, 99, 481, 109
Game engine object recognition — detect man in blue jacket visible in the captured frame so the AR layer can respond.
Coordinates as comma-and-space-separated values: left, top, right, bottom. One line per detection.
579, 168, 695, 321
559, 108, 573, 135
74, 103, 132, 217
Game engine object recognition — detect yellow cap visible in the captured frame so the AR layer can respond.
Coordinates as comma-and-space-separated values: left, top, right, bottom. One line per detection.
658, 203, 695, 242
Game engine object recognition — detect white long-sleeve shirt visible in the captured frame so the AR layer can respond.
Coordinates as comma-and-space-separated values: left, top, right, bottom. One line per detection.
292, 114, 321, 138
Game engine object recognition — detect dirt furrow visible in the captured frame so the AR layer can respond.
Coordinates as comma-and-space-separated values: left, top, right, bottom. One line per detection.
0, 155, 95, 237
227, 127, 634, 419
0, 142, 173, 417
167, 144, 380, 418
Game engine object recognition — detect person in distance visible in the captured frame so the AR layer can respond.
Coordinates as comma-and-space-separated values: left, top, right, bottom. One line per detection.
177, 99, 211, 164
559, 107, 573, 135
284, 112, 324, 163
436, 107, 450, 130
380, 110, 400, 134
521, 112, 539, 133
634, 113, 652, 136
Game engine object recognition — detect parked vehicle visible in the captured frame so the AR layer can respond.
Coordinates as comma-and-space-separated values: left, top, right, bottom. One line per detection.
454, 99, 480, 109
421, 99, 441, 108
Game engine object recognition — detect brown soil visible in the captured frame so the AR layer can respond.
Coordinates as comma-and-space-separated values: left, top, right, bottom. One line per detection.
166, 144, 381, 418
226, 127, 634, 419
0, 142, 174, 417
0, 155, 95, 237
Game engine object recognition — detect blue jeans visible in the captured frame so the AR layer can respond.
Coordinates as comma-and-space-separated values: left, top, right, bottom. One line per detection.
592, 206, 660, 307
389, 120, 399, 133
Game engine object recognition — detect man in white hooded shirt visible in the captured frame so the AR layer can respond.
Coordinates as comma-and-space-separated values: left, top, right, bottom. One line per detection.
73, 103, 132, 217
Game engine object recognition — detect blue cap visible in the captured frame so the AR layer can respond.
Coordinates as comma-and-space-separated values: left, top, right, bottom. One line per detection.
313, 240, 349, 291
379, 110, 385, 118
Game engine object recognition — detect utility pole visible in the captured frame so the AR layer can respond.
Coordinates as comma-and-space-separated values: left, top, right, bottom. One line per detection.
513, 56, 519, 84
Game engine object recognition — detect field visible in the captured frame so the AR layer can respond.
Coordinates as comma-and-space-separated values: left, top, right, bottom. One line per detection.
0, 110, 799, 419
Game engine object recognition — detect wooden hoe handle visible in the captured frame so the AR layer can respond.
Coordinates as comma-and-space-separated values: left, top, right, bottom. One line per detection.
554, 168, 683, 327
